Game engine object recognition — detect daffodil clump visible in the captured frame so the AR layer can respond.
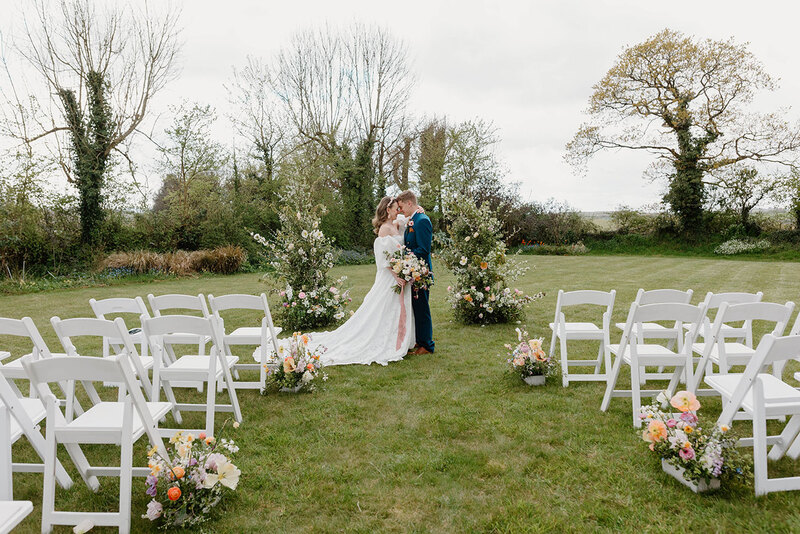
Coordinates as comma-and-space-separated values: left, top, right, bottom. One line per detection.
263, 331, 327, 393
251, 184, 351, 330
505, 327, 553, 378
437, 196, 542, 324
640, 391, 750, 487
143, 423, 240, 529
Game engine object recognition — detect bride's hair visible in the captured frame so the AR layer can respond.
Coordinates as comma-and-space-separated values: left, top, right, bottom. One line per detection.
372, 196, 396, 235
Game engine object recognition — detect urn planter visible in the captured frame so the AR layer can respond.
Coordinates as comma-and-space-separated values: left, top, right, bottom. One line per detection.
523, 375, 546, 386
661, 459, 720, 493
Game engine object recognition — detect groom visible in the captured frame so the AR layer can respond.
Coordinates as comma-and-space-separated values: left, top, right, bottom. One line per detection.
395, 190, 435, 355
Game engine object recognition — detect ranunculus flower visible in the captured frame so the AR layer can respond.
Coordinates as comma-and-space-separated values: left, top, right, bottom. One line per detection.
679, 446, 695, 461
642, 420, 668, 443
666, 419, 677, 428
298, 292, 306, 299
480, 262, 488, 270
679, 412, 698, 425
670, 391, 700, 413
170, 466, 185, 480
167, 486, 181, 501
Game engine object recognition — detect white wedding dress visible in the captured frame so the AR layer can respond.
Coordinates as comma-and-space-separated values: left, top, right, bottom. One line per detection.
259, 232, 415, 366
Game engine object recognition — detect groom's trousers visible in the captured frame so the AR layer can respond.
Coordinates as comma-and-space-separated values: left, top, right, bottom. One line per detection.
412, 288, 435, 353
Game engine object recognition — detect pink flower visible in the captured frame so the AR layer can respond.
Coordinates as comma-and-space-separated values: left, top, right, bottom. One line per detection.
670, 391, 700, 413
666, 419, 677, 428
298, 292, 306, 299
679, 446, 695, 461
679, 412, 698, 425
485, 286, 490, 291
447, 286, 452, 291
279, 290, 286, 296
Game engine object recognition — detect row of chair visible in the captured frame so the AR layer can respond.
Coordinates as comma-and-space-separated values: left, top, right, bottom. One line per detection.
0, 293, 282, 533
548, 288, 800, 496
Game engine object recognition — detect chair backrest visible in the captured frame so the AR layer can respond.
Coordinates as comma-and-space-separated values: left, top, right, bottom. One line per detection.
619, 302, 706, 350
51, 317, 135, 357
147, 294, 210, 318
710, 301, 795, 335
90, 296, 150, 320
634, 288, 693, 306
718, 334, 800, 426
208, 293, 279, 337
0, 317, 53, 361
791, 313, 800, 336
553, 289, 616, 326
702, 291, 763, 309
142, 314, 224, 365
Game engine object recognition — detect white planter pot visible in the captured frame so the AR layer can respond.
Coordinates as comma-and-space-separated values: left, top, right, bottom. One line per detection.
661, 459, 720, 493
523, 375, 546, 386
280, 383, 304, 393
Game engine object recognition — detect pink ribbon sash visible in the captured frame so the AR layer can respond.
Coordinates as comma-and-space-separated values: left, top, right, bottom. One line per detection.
396, 284, 407, 351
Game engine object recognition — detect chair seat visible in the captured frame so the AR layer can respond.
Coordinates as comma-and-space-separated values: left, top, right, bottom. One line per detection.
7, 397, 47, 442
708, 373, 800, 414
163, 355, 239, 376
0, 501, 34, 532
692, 342, 755, 365
226, 326, 283, 344
57, 401, 172, 439
609, 344, 684, 365
0, 351, 9, 361
548, 322, 604, 340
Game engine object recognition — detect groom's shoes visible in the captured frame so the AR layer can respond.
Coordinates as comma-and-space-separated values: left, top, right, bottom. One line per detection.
407, 344, 419, 354
412, 346, 432, 355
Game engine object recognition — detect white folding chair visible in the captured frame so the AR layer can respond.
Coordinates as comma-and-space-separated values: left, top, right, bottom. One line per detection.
601, 302, 706, 427
548, 290, 615, 387
143, 315, 242, 437
51, 316, 155, 402
208, 293, 282, 390
708, 334, 800, 496
89, 296, 151, 359
691, 301, 795, 392
22, 348, 171, 534
685, 291, 763, 347
0, 405, 34, 531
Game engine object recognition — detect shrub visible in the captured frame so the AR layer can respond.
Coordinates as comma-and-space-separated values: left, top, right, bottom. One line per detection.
99, 246, 247, 275
714, 239, 771, 255
610, 206, 655, 235
509, 199, 596, 245
517, 242, 589, 255
437, 194, 543, 325
190, 246, 248, 274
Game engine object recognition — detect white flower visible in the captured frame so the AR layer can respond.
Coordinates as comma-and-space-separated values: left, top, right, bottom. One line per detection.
459, 256, 468, 266
143, 501, 162, 521
302, 230, 309, 238
473, 232, 479, 237
73, 519, 95, 533
204, 461, 241, 490
302, 370, 314, 383
287, 243, 295, 250
465, 236, 470, 242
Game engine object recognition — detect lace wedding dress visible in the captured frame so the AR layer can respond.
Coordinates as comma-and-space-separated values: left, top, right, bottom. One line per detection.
260, 233, 415, 366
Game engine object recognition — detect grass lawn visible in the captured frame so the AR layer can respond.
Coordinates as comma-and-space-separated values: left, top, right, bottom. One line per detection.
4, 256, 800, 533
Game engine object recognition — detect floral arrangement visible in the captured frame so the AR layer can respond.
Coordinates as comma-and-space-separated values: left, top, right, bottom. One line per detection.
640, 391, 750, 486
436, 195, 543, 324
251, 183, 352, 330
385, 245, 434, 294
143, 423, 240, 529
505, 327, 553, 378
263, 331, 327, 393
714, 238, 771, 255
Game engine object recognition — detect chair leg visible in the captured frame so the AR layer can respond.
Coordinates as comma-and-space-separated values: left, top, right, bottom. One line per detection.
0, 406, 12, 500
560, 334, 569, 387
548, 326, 557, 360
753, 382, 769, 496
601, 351, 623, 412
768, 415, 800, 461
162, 381, 183, 424
593, 343, 603, 374
42, 404, 57, 534
221, 364, 243, 423
119, 402, 134, 534
631, 361, 642, 428
205, 374, 216, 436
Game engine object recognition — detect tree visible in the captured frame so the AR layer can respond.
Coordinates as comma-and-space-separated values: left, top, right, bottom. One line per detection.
708, 167, 780, 228
273, 24, 413, 247
10, 0, 180, 245
567, 29, 800, 234
416, 118, 447, 228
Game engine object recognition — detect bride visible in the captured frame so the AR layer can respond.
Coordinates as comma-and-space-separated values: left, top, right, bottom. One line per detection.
284, 196, 415, 366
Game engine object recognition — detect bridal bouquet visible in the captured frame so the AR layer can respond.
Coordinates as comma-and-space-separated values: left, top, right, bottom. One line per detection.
264, 331, 327, 393
640, 391, 750, 487
505, 327, 553, 379
385, 245, 433, 294
143, 424, 240, 530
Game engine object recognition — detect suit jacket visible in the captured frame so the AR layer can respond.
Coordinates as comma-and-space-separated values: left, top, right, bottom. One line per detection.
404, 212, 433, 273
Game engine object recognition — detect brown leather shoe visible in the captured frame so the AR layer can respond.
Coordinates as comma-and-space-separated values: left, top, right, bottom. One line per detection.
407, 344, 419, 354
412, 346, 432, 355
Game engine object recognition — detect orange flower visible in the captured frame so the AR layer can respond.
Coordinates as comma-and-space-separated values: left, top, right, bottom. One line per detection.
670, 391, 700, 413
642, 419, 667, 443
306, 363, 314, 370
283, 356, 296, 373
301, 334, 310, 345
167, 486, 181, 501
480, 262, 488, 270
464, 294, 473, 302
170, 466, 185, 480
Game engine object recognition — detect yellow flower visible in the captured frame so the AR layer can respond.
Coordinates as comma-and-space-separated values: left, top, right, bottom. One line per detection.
147, 445, 158, 458
684, 426, 693, 434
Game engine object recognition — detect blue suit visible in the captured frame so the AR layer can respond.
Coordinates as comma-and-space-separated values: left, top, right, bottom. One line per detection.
404, 212, 434, 353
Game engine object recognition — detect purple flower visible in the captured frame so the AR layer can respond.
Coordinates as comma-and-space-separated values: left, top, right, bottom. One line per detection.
666, 419, 677, 428
679, 412, 698, 424
145, 474, 158, 497
189, 458, 198, 466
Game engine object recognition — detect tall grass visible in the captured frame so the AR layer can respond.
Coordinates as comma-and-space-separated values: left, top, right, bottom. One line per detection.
100, 246, 247, 275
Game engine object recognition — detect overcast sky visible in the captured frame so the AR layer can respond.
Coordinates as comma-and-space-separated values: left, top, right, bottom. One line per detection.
6, 0, 800, 211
